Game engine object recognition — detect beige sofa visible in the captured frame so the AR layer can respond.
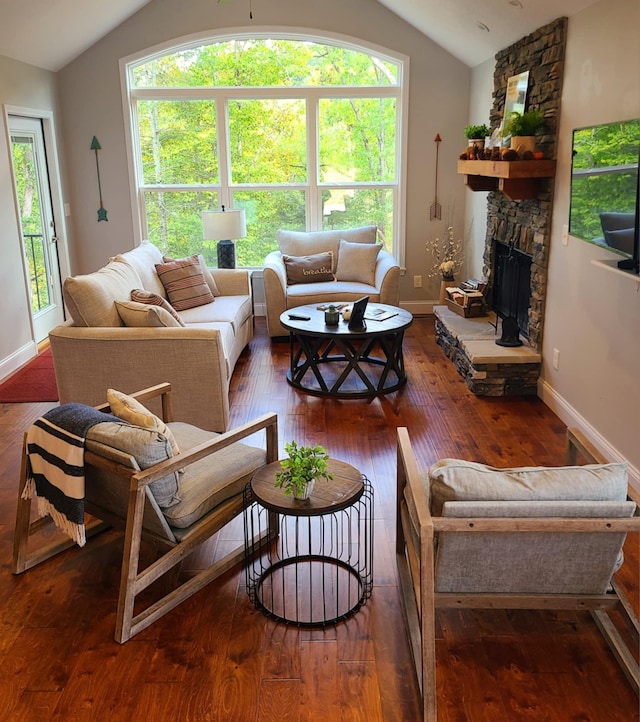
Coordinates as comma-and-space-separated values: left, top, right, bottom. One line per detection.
49, 241, 253, 432
262, 226, 401, 337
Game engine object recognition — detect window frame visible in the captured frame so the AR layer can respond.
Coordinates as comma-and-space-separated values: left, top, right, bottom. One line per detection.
120, 29, 409, 268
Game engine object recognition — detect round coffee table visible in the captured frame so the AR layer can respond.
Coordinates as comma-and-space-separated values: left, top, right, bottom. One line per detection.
280, 303, 413, 398
243, 458, 374, 627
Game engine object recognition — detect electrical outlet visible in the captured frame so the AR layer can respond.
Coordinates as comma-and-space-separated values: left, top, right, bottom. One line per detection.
552, 348, 560, 370
413, 275, 422, 288
562, 224, 569, 245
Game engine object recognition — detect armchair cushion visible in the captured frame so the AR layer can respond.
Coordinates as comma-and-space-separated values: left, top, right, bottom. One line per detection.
283, 251, 334, 284
86, 422, 179, 508
428, 458, 628, 516
277, 225, 377, 272
163, 422, 267, 531
334, 239, 381, 285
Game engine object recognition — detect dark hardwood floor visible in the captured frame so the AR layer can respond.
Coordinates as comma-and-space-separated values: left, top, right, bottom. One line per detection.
0, 317, 637, 721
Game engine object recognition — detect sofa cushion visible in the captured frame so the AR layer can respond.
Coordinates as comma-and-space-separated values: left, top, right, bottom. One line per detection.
428, 458, 628, 516
155, 258, 214, 311
177, 295, 252, 335
86, 421, 179, 508
115, 300, 184, 328
163, 254, 220, 297
335, 239, 381, 285
111, 241, 166, 298
64, 260, 143, 327
107, 387, 180, 455
163, 422, 267, 530
283, 251, 334, 284
277, 226, 377, 272
130, 288, 185, 325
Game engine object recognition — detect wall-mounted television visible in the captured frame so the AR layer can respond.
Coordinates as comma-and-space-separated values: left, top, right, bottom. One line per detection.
569, 118, 639, 274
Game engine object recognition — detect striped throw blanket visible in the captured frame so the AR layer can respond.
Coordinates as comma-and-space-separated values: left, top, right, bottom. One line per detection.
23, 403, 122, 546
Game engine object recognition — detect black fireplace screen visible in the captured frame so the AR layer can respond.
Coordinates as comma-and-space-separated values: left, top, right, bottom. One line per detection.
492, 241, 532, 337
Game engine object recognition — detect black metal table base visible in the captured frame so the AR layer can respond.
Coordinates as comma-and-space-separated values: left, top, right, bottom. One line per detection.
243, 477, 374, 627
287, 332, 407, 398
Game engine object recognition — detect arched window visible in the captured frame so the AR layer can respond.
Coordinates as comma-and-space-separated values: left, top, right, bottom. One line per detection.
124, 34, 406, 267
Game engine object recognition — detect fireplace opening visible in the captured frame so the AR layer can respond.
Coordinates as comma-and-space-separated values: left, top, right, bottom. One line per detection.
492, 241, 532, 338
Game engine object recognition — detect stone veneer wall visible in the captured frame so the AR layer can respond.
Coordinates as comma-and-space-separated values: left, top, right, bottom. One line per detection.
482, 17, 568, 352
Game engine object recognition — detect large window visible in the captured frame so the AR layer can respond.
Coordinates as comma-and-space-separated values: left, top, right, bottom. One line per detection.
125, 35, 406, 267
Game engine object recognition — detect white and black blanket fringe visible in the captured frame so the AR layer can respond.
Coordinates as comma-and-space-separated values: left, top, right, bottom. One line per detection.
23, 403, 122, 546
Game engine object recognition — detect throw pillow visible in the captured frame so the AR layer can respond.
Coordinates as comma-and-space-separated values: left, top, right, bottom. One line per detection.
334, 239, 381, 285
162, 253, 220, 297
282, 252, 334, 284
107, 388, 180, 456
115, 300, 183, 328
130, 288, 186, 325
155, 258, 214, 311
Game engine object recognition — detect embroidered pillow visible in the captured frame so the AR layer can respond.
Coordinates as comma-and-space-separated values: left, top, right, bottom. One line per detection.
335, 240, 381, 285
162, 254, 220, 297
106, 388, 180, 456
130, 288, 185, 325
155, 258, 214, 311
283, 252, 334, 284
115, 300, 183, 328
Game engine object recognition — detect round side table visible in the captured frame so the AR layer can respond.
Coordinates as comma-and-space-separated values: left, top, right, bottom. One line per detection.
243, 458, 374, 627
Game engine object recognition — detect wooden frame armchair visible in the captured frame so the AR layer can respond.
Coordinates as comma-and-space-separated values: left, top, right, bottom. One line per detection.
14, 383, 278, 643
396, 426, 640, 720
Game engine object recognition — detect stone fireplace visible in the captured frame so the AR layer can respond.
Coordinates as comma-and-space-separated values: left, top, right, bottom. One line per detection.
434, 18, 568, 395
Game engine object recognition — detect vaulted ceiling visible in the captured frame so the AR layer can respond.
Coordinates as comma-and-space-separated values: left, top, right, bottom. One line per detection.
0, 0, 600, 72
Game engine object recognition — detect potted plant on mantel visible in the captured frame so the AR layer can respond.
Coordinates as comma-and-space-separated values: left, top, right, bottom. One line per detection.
274, 441, 334, 500
464, 123, 490, 149
504, 110, 545, 156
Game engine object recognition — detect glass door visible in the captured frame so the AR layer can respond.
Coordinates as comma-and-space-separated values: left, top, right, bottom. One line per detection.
10, 115, 65, 343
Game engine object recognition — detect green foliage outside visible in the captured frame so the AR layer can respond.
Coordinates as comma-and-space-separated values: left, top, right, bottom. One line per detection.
569, 119, 639, 247
132, 38, 400, 267
11, 141, 50, 311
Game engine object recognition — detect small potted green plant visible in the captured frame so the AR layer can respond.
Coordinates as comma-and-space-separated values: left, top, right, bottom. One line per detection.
324, 305, 340, 326
274, 441, 334, 500
464, 123, 490, 141
504, 110, 545, 155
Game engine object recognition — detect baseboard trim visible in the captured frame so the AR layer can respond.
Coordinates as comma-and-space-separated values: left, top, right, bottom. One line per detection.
538, 377, 639, 493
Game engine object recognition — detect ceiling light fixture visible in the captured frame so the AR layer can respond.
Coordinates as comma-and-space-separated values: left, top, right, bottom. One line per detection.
475, 21, 490, 32
508, 0, 523, 8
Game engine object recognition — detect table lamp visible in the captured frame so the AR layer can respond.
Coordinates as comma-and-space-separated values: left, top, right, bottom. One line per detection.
202, 206, 247, 269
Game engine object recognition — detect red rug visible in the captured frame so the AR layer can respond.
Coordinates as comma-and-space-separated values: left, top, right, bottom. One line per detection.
0, 347, 58, 403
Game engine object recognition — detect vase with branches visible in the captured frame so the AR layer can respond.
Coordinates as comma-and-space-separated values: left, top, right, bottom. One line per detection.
426, 226, 463, 281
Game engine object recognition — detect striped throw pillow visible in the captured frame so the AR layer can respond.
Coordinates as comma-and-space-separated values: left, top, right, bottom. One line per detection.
155, 258, 214, 311
130, 289, 186, 325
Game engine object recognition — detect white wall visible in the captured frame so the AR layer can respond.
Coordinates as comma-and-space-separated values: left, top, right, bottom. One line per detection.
56, 0, 470, 312
540, 0, 640, 484
0, 56, 62, 376
465, 57, 494, 279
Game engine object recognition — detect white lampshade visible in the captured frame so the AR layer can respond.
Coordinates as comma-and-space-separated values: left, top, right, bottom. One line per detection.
202, 207, 247, 240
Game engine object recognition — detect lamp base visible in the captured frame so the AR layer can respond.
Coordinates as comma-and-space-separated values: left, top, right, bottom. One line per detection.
217, 239, 236, 269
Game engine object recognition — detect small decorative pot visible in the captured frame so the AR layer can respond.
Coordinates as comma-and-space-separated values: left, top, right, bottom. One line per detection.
294, 479, 315, 500
324, 308, 340, 326
510, 136, 536, 155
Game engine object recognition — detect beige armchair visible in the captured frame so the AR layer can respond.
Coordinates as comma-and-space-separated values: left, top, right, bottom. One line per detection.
396, 426, 640, 720
263, 226, 400, 337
